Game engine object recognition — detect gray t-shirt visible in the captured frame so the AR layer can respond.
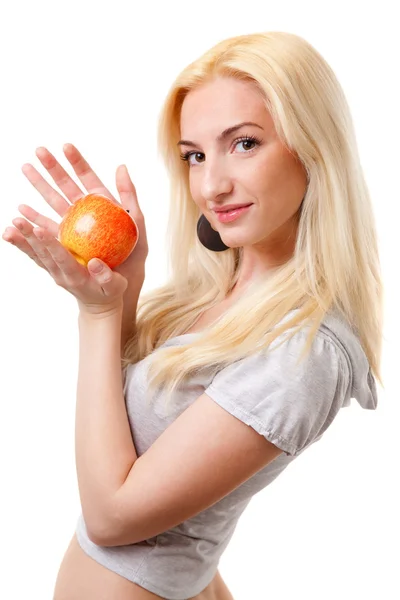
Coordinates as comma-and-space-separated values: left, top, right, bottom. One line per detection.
75, 308, 377, 599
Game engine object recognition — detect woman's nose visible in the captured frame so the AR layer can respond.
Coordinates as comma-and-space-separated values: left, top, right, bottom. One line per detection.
200, 161, 233, 201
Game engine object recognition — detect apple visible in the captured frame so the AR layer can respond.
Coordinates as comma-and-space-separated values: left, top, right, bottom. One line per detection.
58, 193, 139, 268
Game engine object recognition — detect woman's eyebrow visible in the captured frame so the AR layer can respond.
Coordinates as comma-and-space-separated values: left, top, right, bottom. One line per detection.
177, 121, 263, 148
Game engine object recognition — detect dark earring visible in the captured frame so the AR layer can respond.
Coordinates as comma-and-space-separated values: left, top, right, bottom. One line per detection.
196, 214, 230, 252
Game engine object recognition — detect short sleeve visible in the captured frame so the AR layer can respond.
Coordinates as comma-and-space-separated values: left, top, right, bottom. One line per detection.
204, 330, 351, 457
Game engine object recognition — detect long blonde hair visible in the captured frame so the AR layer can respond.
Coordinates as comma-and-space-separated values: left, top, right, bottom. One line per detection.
121, 31, 384, 408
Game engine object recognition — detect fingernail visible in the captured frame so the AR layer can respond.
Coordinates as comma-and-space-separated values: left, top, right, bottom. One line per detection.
91, 259, 104, 272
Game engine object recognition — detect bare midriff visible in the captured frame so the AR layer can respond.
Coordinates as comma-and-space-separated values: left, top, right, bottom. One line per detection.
53, 533, 234, 600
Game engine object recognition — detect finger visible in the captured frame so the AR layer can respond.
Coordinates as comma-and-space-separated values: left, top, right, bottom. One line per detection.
21, 162, 73, 218
31, 225, 88, 284
35, 146, 85, 204
12, 217, 60, 276
63, 143, 117, 202
2, 226, 46, 268
116, 164, 141, 214
17, 203, 59, 238
87, 258, 128, 298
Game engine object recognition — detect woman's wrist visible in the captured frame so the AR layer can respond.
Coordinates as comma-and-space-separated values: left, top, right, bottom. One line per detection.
121, 269, 145, 350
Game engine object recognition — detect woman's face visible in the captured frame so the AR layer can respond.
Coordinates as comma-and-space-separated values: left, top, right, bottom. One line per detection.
179, 76, 308, 262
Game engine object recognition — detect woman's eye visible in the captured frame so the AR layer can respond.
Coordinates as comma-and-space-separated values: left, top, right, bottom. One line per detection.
181, 136, 260, 166
188, 152, 205, 165
236, 139, 258, 152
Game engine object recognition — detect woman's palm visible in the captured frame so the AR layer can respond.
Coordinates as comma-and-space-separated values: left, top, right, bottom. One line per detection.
4, 144, 148, 281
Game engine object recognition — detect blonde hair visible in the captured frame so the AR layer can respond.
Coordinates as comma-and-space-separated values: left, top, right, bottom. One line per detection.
121, 31, 385, 409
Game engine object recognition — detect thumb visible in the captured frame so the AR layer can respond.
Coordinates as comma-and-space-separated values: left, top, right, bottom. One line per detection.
87, 258, 128, 297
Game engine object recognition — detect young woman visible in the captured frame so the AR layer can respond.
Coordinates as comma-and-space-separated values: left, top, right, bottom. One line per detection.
2, 31, 383, 600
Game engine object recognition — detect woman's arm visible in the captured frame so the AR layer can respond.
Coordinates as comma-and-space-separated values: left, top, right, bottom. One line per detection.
75, 306, 138, 542
120, 266, 145, 352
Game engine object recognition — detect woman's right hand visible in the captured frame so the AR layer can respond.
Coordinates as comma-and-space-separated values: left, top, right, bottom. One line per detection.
2, 144, 149, 285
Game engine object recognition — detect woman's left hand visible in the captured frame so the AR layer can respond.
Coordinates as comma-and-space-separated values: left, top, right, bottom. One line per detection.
10, 216, 128, 316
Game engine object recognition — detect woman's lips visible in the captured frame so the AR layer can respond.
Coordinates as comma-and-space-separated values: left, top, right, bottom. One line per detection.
215, 204, 253, 223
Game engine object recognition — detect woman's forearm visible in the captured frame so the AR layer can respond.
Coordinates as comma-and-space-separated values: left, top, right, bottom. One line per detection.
76, 307, 138, 541
121, 269, 145, 352
121, 296, 138, 352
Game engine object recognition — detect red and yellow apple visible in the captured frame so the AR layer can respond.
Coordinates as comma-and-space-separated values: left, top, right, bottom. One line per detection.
58, 193, 139, 268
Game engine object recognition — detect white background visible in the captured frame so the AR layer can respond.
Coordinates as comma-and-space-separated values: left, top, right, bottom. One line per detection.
1, 1, 398, 598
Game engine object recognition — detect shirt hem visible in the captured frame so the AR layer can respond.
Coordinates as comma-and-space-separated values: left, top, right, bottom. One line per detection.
76, 525, 218, 600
